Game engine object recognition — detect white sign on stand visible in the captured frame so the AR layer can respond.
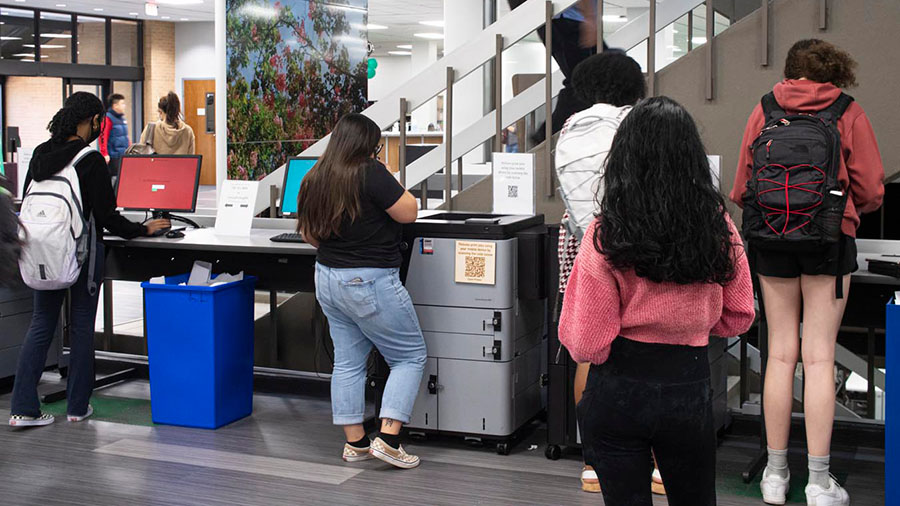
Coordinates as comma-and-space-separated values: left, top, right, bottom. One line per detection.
215, 180, 259, 236
492, 152, 536, 215
708, 155, 721, 190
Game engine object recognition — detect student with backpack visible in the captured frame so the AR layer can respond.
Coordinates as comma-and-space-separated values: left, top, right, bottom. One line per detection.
560, 97, 755, 506
730, 40, 884, 506
296, 113, 426, 469
9, 92, 169, 427
554, 50, 646, 494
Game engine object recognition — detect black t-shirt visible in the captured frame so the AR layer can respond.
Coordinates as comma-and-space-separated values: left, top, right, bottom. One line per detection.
315, 160, 406, 269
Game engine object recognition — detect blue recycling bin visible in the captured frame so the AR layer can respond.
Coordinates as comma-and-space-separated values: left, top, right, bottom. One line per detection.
142, 274, 257, 429
888, 299, 899, 504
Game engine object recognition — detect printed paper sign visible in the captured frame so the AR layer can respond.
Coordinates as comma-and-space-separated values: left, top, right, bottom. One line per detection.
454, 240, 497, 285
215, 180, 259, 236
492, 152, 536, 215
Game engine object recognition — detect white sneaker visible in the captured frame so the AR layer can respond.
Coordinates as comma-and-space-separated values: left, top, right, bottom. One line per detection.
67, 405, 93, 422
9, 412, 55, 427
761, 467, 791, 505
805, 475, 850, 506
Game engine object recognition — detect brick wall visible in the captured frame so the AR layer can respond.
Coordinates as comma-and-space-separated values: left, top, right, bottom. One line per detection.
142, 21, 177, 130
5, 77, 64, 151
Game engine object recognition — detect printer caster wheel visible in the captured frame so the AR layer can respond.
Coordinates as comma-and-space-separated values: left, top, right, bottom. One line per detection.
545, 445, 561, 460
496, 442, 511, 456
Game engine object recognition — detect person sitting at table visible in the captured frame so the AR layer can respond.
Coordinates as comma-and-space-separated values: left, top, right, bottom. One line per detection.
295, 113, 426, 469
9, 92, 169, 428
730, 39, 884, 506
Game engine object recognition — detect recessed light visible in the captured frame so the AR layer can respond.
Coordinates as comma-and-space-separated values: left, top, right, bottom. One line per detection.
129, 12, 139, 16
180, 18, 189, 21
56, 4, 66, 7
388, 51, 412, 56
0, 36, 22, 41
419, 20, 444, 28
397, 44, 412, 49
93, 8, 103, 12
414, 33, 444, 40
161, 16, 171, 20
14, 0, 25, 3
602, 15, 628, 22
367, 24, 388, 30
24, 44, 66, 49
155, 0, 204, 4
40, 33, 73, 39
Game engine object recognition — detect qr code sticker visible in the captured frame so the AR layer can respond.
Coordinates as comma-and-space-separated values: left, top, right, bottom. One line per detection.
465, 256, 486, 279
507, 185, 518, 198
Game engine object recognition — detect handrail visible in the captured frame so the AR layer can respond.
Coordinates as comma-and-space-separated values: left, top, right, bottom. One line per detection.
254, 0, 580, 213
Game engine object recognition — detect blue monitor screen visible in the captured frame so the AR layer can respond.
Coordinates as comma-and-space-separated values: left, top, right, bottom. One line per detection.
281, 158, 318, 215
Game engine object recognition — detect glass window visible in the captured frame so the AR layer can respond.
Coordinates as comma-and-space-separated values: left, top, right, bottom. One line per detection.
714, 12, 731, 37
76, 16, 106, 65
39, 12, 73, 64
691, 4, 708, 48
0, 8, 35, 61
111, 19, 138, 67
113, 81, 142, 142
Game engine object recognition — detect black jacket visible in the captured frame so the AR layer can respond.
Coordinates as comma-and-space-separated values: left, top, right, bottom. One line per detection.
25, 139, 146, 239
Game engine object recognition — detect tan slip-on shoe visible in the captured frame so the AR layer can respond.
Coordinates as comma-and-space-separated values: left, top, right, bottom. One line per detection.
370, 437, 421, 469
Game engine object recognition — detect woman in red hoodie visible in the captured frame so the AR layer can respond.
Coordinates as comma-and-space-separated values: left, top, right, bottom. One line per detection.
560, 96, 755, 506
730, 40, 884, 506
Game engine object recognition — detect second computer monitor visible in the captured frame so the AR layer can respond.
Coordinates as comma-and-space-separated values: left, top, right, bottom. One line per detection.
116, 155, 202, 213
281, 157, 318, 216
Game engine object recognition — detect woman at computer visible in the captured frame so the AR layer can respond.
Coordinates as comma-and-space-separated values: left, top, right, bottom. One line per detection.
295, 113, 426, 469
9, 92, 169, 427
559, 97, 755, 505
139, 92, 196, 155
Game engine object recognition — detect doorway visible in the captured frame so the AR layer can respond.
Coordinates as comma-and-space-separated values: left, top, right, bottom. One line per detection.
183, 79, 216, 186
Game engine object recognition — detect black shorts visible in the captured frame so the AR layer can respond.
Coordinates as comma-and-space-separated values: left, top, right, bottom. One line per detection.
750, 235, 858, 278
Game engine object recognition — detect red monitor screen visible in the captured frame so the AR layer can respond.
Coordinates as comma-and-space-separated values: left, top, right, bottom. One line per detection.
116, 156, 201, 212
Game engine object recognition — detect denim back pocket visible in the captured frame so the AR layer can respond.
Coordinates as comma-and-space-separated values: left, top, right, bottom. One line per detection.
338, 277, 378, 318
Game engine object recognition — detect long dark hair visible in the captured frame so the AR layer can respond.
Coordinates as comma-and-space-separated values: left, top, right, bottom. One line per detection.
158, 92, 182, 126
784, 39, 857, 88
296, 113, 382, 241
48, 92, 104, 143
597, 96, 736, 285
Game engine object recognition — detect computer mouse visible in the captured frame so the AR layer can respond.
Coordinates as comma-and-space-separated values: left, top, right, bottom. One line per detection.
165, 230, 185, 239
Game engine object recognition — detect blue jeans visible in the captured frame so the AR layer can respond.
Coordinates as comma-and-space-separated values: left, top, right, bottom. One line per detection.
315, 263, 427, 425
10, 243, 105, 418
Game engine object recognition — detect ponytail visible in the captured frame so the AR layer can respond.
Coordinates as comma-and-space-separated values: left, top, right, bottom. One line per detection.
47, 92, 104, 143
158, 92, 182, 127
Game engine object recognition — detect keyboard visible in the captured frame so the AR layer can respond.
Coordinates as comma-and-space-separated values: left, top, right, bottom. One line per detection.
269, 233, 306, 244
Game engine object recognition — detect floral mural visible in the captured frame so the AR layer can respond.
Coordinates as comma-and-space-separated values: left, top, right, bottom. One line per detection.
226, 0, 368, 180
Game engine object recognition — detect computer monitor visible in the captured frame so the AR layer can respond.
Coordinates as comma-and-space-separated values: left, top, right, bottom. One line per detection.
116, 155, 202, 214
280, 156, 318, 216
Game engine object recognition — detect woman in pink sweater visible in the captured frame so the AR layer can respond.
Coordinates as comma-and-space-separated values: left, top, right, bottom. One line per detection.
559, 96, 755, 506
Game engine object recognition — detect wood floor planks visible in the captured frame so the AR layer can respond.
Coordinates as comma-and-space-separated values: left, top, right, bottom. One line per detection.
0, 375, 884, 506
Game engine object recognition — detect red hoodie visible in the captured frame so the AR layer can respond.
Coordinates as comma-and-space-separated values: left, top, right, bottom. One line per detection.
729, 79, 885, 237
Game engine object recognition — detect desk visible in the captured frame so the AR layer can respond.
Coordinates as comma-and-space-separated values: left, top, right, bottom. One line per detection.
742, 239, 900, 482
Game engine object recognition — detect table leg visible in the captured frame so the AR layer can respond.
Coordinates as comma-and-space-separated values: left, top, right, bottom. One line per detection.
868, 327, 876, 419
103, 280, 114, 350
270, 290, 279, 366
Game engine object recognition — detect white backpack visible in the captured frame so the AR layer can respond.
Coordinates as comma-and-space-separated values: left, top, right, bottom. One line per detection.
555, 104, 631, 241
19, 146, 98, 294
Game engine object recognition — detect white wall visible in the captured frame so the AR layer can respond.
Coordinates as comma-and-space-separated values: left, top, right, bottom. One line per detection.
367, 55, 413, 102
175, 22, 216, 101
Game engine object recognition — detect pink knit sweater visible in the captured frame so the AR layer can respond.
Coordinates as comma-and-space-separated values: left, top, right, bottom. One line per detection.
559, 215, 756, 365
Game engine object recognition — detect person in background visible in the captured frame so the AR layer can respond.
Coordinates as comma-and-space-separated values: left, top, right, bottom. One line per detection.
730, 39, 884, 506
296, 113, 426, 470
139, 92, 195, 155
8, 92, 169, 428
553, 50, 646, 494
99, 93, 129, 180
507, 0, 607, 144
560, 97, 755, 506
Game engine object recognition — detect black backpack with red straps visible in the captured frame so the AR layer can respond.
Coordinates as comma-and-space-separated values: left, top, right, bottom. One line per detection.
741, 91, 853, 250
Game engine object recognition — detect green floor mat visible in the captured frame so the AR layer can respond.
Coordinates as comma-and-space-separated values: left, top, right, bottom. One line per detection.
718, 470, 849, 503
42, 395, 155, 427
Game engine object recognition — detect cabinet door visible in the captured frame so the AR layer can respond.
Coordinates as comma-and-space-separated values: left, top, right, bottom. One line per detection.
437, 358, 514, 436
407, 358, 438, 430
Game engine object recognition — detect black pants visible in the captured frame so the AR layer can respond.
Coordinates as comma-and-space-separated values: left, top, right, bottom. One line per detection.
577, 338, 716, 506
508, 0, 598, 142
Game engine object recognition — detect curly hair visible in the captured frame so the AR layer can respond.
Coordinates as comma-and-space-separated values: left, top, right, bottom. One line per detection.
596, 97, 737, 285
47, 92, 104, 143
784, 39, 857, 88
572, 51, 646, 107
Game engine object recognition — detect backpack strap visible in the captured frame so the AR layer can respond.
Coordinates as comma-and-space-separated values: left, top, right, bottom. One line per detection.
819, 92, 855, 124
761, 92, 786, 122
85, 216, 98, 296
146, 122, 156, 147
